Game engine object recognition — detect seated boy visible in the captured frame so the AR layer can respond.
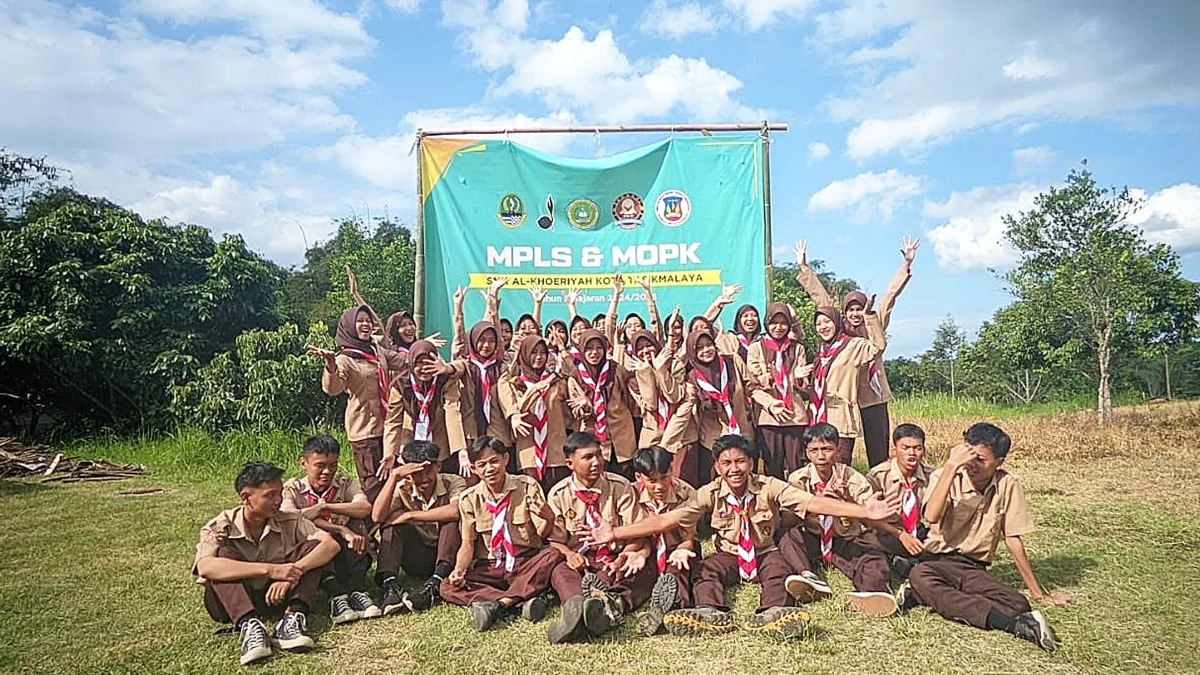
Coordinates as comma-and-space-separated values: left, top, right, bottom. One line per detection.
194, 462, 340, 666
371, 440, 466, 615
783, 423, 897, 617
908, 422, 1069, 651
441, 436, 566, 631
582, 435, 900, 640
865, 423, 933, 569
631, 445, 700, 636
281, 434, 380, 625
544, 432, 660, 644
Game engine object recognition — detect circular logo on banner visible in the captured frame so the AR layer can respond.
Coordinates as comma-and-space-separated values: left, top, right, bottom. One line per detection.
611, 193, 645, 230
655, 189, 691, 227
498, 193, 526, 229
567, 199, 600, 230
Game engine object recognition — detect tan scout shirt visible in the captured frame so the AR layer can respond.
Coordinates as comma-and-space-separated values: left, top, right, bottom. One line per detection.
922, 467, 1036, 564
746, 340, 811, 427
450, 359, 514, 447
459, 474, 552, 560
653, 352, 699, 451
682, 356, 756, 448
787, 463, 876, 538
499, 374, 569, 472
675, 475, 812, 556
383, 379, 462, 460
813, 313, 885, 440
389, 473, 467, 546
636, 479, 698, 550
546, 472, 640, 550
193, 508, 319, 589
321, 351, 406, 441
567, 365, 639, 462
281, 475, 364, 527
867, 460, 932, 530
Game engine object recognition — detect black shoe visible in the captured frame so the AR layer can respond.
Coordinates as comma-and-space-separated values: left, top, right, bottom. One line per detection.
238, 618, 272, 666
581, 597, 612, 636
405, 576, 442, 612
381, 580, 407, 616
895, 580, 919, 612
891, 555, 916, 578
548, 596, 587, 644
271, 611, 315, 652
470, 600, 504, 632
1012, 610, 1059, 652
743, 607, 811, 640
640, 573, 679, 636
349, 590, 382, 619
521, 596, 548, 623
580, 571, 624, 626
662, 607, 737, 637
329, 593, 359, 625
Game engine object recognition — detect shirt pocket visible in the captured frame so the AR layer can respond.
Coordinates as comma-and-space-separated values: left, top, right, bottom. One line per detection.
750, 510, 777, 545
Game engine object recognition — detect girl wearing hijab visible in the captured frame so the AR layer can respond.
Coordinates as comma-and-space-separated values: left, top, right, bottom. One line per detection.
309, 305, 406, 502
679, 328, 754, 485
383, 340, 458, 464
746, 303, 814, 478
446, 322, 514, 480
566, 329, 638, 480
716, 304, 762, 363
499, 336, 571, 491
795, 237, 918, 467
383, 311, 418, 356
809, 304, 886, 465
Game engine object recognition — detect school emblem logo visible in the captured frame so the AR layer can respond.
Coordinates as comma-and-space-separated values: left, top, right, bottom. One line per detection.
567, 199, 600, 230
655, 189, 691, 227
611, 193, 644, 230
537, 195, 555, 231
498, 193, 526, 229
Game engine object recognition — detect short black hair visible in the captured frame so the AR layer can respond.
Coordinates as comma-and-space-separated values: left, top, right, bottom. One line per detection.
565, 431, 600, 457
235, 461, 284, 494
467, 436, 509, 464
402, 441, 442, 464
803, 422, 841, 448
632, 446, 672, 477
712, 434, 756, 463
892, 423, 926, 445
302, 434, 340, 458
964, 422, 1012, 458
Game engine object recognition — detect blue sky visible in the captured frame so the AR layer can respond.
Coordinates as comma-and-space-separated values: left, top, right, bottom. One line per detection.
3, 0, 1199, 356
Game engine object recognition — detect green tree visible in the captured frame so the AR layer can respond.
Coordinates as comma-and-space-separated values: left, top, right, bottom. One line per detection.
922, 316, 966, 398
1003, 169, 1200, 424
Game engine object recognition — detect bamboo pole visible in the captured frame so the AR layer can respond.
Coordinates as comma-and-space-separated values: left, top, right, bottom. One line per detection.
761, 121, 775, 304
413, 130, 426, 334
420, 123, 788, 137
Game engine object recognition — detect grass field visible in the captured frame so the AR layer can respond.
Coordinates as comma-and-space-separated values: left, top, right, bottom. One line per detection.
2, 399, 1199, 674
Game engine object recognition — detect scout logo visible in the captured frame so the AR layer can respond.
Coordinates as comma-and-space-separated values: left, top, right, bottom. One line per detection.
655, 189, 691, 227
567, 198, 600, 230
611, 193, 644, 230
537, 195, 555, 230
498, 193, 526, 229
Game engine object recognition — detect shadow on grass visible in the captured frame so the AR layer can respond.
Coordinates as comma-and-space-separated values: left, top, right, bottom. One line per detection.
991, 555, 1098, 589
0, 479, 51, 498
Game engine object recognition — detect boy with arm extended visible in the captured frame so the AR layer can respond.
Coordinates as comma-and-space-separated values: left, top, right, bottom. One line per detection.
631, 445, 700, 636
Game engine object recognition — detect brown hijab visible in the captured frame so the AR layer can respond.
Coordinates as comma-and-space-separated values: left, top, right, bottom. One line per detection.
515, 335, 550, 382
762, 302, 799, 370
400, 340, 445, 410
335, 305, 375, 354
631, 329, 661, 356
814, 305, 847, 347
841, 291, 869, 338
574, 328, 616, 396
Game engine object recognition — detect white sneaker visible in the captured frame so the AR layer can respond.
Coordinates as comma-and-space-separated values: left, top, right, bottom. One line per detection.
785, 571, 832, 603
846, 591, 899, 617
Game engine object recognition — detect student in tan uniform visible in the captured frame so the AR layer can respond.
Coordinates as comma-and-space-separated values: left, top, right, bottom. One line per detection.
625, 320, 701, 488
382, 310, 418, 356
717, 304, 761, 363
308, 306, 406, 502
782, 423, 896, 617
500, 336, 570, 491
905, 423, 1069, 651
567, 329, 638, 480
371, 441, 467, 616
544, 432, 660, 644
631, 446, 699, 636
194, 462, 340, 666
582, 435, 900, 639
442, 436, 565, 631
809, 303, 885, 466
449, 322, 513, 478
383, 340, 460, 467
795, 237, 918, 467
865, 423, 933, 567
747, 302, 813, 478
680, 329, 753, 480
280, 435, 380, 626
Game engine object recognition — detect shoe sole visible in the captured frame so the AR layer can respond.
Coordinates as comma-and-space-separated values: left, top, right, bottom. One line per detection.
271, 636, 315, 653
382, 603, 407, 616
663, 610, 737, 637
470, 604, 496, 632
548, 596, 586, 644
357, 606, 383, 620
847, 592, 899, 618
331, 611, 360, 625
745, 608, 811, 640
642, 573, 679, 636
1030, 611, 1058, 652
239, 645, 272, 666
582, 598, 612, 637
785, 576, 831, 604
522, 597, 548, 623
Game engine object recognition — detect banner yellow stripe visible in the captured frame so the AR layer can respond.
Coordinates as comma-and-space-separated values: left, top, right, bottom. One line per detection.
467, 270, 723, 289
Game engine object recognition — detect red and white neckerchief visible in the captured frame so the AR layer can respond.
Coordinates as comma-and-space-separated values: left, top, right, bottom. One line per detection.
809, 335, 850, 423
301, 481, 339, 521
900, 478, 920, 535
813, 480, 835, 563
762, 337, 794, 411
724, 492, 759, 582
640, 483, 674, 574
575, 359, 611, 441
484, 492, 516, 572
655, 389, 672, 432
469, 355, 498, 424
410, 375, 436, 441
519, 371, 554, 481
694, 357, 740, 435
866, 358, 884, 397
573, 482, 614, 563
342, 346, 390, 415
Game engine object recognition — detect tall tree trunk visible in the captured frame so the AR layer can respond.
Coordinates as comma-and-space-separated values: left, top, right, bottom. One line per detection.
1096, 332, 1112, 425
1165, 351, 1172, 400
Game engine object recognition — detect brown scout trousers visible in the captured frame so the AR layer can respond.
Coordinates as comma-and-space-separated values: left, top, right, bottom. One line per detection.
757, 425, 809, 479
203, 540, 325, 625
350, 436, 385, 502
694, 550, 792, 611
377, 521, 462, 579
670, 443, 714, 490
859, 402, 891, 469
909, 554, 1032, 629
777, 527, 891, 593
440, 547, 565, 606
551, 555, 658, 610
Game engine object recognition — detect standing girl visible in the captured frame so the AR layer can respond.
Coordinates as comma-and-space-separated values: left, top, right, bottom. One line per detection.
747, 303, 813, 478
499, 336, 571, 492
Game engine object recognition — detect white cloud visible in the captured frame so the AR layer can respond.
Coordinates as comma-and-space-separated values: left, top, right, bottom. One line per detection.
807, 169, 926, 222
1012, 145, 1055, 175
385, 0, 424, 13
1130, 183, 1200, 252
722, 0, 816, 30
638, 0, 726, 39
807, 141, 831, 163
124, 0, 371, 42
922, 184, 1040, 270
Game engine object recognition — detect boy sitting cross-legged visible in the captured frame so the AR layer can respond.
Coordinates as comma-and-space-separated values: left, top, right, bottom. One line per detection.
864, 423, 934, 573
194, 462, 340, 666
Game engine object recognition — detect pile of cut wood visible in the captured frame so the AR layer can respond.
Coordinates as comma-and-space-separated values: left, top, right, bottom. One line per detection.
0, 438, 147, 483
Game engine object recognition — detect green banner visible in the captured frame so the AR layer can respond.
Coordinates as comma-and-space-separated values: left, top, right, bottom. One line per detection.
419, 135, 768, 336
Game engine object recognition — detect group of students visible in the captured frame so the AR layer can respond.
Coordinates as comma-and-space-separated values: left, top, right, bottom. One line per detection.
192, 237, 1069, 665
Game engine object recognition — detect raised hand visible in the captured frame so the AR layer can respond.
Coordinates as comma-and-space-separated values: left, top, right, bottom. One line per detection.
901, 236, 921, 264
719, 284, 742, 304
529, 285, 547, 303
453, 285, 466, 308
613, 273, 624, 294
376, 454, 397, 480
865, 293, 877, 313
794, 240, 809, 267
489, 276, 508, 295
424, 332, 447, 350
636, 275, 653, 292
565, 288, 581, 306
345, 264, 364, 305
457, 450, 473, 478
306, 345, 337, 366
390, 460, 431, 481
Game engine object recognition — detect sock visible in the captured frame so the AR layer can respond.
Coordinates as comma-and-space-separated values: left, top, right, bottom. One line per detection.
376, 572, 397, 588
433, 562, 452, 580
320, 573, 346, 598
287, 600, 310, 616
986, 609, 1015, 633
235, 613, 261, 630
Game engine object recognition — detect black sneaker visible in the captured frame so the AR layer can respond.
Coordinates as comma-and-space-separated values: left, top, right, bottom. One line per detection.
891, 555, 916, 578
272, 611, 315, 652
743, 606, 811, 640
381, 580, 407, 616
405, 576, 442, 612
581, 596, 613, 637
785, 571, 832, 604
640, 573, 679, 636
470, 600, 504, 632
521, 595, 548, 623
350, 590, 382, 619
895, 580, 919, 612
1012, 610, 1059, 652
330, 593, 358, 625
662, 607, 737, 637
238, 618, 272, 666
